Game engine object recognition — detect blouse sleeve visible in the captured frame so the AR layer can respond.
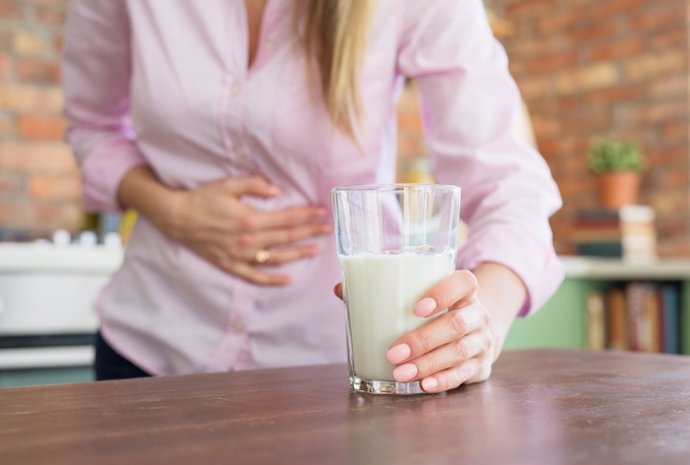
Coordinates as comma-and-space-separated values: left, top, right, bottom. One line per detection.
397, 0, 564, 315
62, 0, 147, 212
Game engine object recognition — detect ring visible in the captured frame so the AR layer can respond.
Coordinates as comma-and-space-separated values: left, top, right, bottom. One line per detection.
254, 249, 271, 264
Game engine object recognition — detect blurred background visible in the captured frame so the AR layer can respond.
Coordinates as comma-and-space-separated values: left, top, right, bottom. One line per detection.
1, 0, 689, 387
1, 0, 686, 254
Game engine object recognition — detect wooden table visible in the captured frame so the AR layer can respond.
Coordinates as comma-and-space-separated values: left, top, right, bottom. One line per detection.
1, 349, 689, 465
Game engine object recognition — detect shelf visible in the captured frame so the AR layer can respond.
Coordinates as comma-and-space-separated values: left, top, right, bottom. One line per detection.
561, 256, 690, 280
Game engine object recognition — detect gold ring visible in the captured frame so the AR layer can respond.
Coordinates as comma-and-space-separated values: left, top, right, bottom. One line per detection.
254, 249, 271, 264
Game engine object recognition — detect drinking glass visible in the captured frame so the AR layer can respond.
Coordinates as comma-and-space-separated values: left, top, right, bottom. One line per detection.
332, 184, 461, 395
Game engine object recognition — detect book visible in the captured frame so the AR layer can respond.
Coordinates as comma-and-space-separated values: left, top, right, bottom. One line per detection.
626, 282, 648, 351
644, 286, 661, 353
661, 285, 681, 354
586, 290, 606, 350
573, 205, 657, 261
607, 287, 627, 350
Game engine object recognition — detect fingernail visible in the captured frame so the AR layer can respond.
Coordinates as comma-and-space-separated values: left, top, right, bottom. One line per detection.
421, 377, 438, 391
386, 343, 411, 364
268, 186, 282, 196
414, 297, 437, 317
393, 363, 417, 382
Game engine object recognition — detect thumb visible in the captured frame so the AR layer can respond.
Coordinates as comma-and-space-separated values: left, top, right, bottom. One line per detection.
225, 176, 281, 198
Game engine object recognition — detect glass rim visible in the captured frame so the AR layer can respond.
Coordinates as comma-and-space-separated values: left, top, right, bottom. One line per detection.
332, 183, 461, 194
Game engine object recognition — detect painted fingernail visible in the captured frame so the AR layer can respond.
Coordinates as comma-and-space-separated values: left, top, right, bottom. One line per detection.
421, 377, 438, 391
414, 297, 437, 317
386, 343, 411, 364
393, 363, 417, 382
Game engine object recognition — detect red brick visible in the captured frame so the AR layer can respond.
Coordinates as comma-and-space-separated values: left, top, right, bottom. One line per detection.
517, 75, 553, 100
623, 50, 686, 82
628, 4, 686, 32
17, 114, 67, 140
527, 52, 578, 74
0, 0, 22, 19
0, 30, 13, 51
590, 39, 646, 61
650, 29, 688, 49
16, 58, 60, 83
585, 84, 644, 104
53, 34, 63, 55
0, 173, 21, 195
647, 75, 687, 99
0, 141, 77, 174
585, 0, 646, 18
531, 116, 560, 139
13, 30, 46, 56
0, 52, 11, 79
27, 173, 81, 201
555, 62, 618, 93
535, 12, 571, 35
35, 6, 66, 27
505, 0, 555, 19
661, 121, 688, 142
0, 84, 63, 114
0, 202, 69, 229
627, 102, 686, 126
568, 20, 615, 43
0, 114, 14, 136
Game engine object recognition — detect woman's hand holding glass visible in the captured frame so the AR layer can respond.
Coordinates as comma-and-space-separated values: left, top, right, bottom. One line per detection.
335, 269, 496, 393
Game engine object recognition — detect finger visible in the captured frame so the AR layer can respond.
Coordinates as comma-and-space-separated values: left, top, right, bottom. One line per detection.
225, 176, 281, 198
236, 223, 332, 249
386, 304, 489, 364
419, 357, 485, 393
245, 206, 328, 231
391, 331, 490, 383
334, 283, 343, 300
221, 260, 292, 286
413, 270, 478, 318
261, 245, 321, 266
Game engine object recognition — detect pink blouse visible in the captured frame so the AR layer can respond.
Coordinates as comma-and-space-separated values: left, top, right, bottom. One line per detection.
62, 0, 564, 375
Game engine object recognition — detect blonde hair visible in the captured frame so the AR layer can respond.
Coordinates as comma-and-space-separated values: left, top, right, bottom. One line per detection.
297, 0, 373, 140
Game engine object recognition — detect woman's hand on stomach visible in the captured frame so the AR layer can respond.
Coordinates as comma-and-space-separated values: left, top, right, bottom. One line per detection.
119, 167, 331, 285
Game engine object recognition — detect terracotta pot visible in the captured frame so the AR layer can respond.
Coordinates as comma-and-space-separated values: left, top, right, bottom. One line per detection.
596, 171, 641, 209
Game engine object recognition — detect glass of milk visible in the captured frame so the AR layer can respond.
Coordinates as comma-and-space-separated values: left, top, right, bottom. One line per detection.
332, 184, 461, 395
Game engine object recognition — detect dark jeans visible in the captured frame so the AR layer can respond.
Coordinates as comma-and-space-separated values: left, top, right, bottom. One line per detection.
94, 331, 151, 381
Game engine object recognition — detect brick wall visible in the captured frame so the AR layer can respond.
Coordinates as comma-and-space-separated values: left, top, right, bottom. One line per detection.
0, 0, 81, 238
490, 0, 690, 256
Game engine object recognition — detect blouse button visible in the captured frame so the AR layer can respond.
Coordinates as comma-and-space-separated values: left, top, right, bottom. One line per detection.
233, 321, 245, 333
230, 84, 241, 96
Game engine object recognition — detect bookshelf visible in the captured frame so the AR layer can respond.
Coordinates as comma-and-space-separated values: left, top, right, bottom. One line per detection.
504, 256, 690, 354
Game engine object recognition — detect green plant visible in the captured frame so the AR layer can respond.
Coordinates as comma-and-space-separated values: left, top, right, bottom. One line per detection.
588, 139, 644, 174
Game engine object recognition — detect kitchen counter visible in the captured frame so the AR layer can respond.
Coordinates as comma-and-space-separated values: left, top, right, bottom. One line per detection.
1, 348, 689, 465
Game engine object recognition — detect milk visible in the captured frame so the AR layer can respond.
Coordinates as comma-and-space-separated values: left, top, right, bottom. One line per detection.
339, 252, 456, 381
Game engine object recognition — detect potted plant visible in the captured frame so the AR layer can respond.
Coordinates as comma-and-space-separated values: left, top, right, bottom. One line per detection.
588, 138, 645, 209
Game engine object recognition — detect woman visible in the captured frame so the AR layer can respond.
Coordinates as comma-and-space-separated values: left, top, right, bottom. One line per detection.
62, 0, 564, 393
